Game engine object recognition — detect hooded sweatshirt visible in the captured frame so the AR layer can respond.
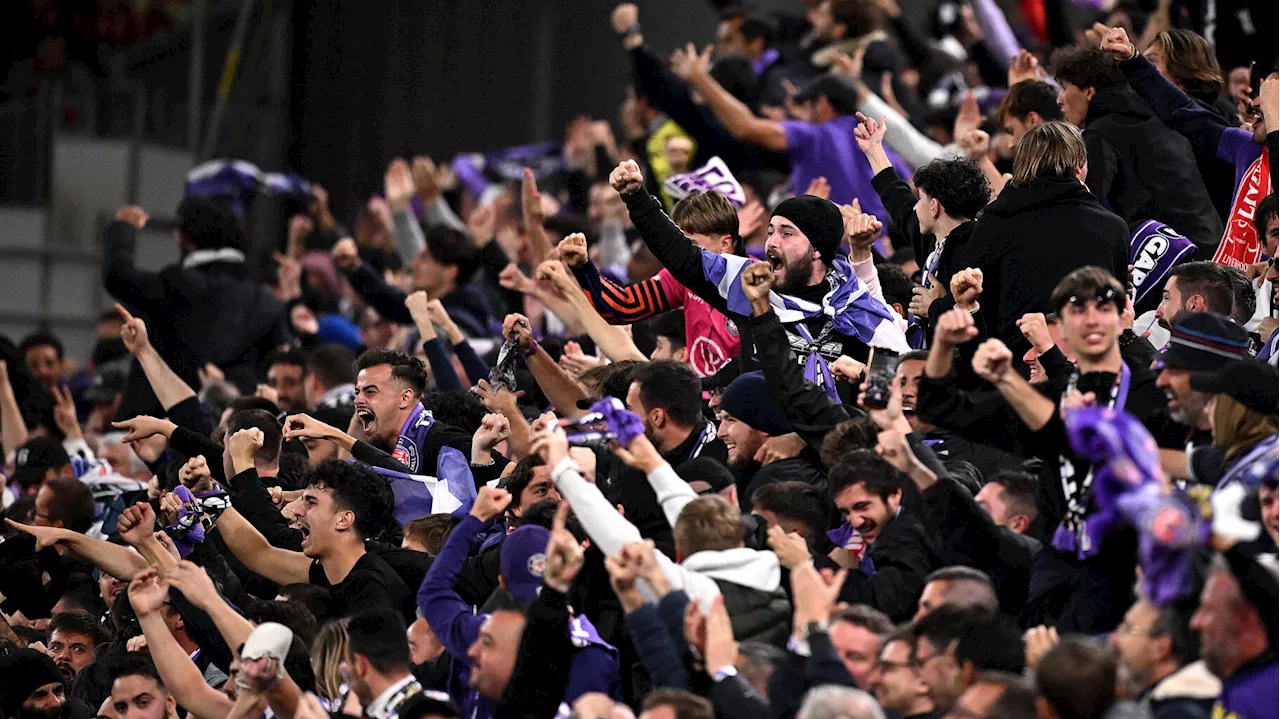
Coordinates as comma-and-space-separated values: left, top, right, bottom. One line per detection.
1081, 82, 1223, 253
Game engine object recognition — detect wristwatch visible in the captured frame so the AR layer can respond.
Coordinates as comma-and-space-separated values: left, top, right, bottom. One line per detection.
804, 620, 830, 639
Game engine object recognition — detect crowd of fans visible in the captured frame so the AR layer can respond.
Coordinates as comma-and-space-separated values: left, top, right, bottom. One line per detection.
0, 1, 1277, 719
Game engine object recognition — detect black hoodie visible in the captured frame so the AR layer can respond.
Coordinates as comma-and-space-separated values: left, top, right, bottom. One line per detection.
951, 176, 1130, 358
1082, 83, 1224, 254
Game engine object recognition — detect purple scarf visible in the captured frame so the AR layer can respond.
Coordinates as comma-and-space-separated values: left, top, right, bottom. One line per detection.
163, 485, 206, 558
1065, 407, 1208, 605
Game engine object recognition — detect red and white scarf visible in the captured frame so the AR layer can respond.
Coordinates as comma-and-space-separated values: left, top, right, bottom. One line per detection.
1213, 147, 1273, 269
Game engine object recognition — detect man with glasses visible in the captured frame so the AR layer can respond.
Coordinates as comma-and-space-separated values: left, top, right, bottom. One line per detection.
871, 627, 938, 719
913, 606, 1025, 715
1109, 595, 1220, 718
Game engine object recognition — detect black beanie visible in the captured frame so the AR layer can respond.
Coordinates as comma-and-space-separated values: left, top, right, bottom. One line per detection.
0, 649, 64, 719
719, 371, 793, 436
771, 195, 845, 265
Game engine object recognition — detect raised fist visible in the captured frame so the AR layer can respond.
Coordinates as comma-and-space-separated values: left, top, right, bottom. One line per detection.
558, 233, 588, 268
331, 237, 360, 272
950, 268, 984, 311
610, 3, 638, 34
741, 261, 774, 303
609, 160, 644, 195
116, 206, 149, 230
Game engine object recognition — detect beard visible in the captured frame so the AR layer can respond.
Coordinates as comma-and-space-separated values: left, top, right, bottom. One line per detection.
18, 705, 67, 719
775, 253, 817, 295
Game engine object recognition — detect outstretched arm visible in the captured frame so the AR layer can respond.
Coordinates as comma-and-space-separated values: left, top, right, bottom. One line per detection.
117, 305, 197, 411
679, 44, 788, 151
0, 362, 28, 458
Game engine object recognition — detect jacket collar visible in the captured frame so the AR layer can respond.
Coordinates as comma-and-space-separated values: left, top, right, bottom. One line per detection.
182, 247, 246, 270
1147, 660, 1222, 701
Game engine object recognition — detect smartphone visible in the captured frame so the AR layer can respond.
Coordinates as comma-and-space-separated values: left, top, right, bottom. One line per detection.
861, 346, 901, 410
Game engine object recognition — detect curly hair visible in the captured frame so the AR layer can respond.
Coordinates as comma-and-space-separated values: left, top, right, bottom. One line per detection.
306, 460, 395, 541
820, 416, 879, 469
1049, 45, 1124, 90
913, 157, 991, 220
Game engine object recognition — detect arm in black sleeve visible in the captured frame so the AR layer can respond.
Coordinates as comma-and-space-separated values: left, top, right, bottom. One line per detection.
451, 341, 489, 385
168, 589, 235, 673
807, 631, 859, 688
494, 588, 573, 719
1224, 543, 1279, 648
870, 167, 929, 266
745, 310, 851, 455
571, 257, 676, 324
102, 220, 166, 308
225, 469, 302, 551
628, 45, 722, 146
168, 426, 227, 485
915, 369, 1026, 452
1037, 345, 1075, 383
350, 441, 412, 473
165, 397, 214, 439
1118, 53, 1230, 158
1119, 331, 1157, 373
343, 262, 413, 325
711, 675, 771, 718
422, 338, 463, 391
624, 603, 689, 690
620, 190, 728, 310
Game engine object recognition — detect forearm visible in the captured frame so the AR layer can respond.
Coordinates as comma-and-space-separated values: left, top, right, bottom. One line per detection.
857, 92, 944, 169
261, 675, 304, 719
0, 380, 28, 458
422, 338, 463, 391
992, 372, 1055, 431
421, 197, 467, 233
502, 409, 532, 460
564, 292, 648, 363
213, 508, 309, 585
451, 339, 490, 384
860, 139, 895, 176
978, 156, 1007, 197
392, 209, 427, 265
550, 457, 643, 557
135, 347, 198, 411
64, 533, 149, 580
690, 72, 762, 141
971, 0, 1020, 70
925, 340, 956, 379
646, 462, 698, 528
526, 349, 589, 419
139, 613, 233, 719
202, 598, 256, 658
131, 535, 178, 572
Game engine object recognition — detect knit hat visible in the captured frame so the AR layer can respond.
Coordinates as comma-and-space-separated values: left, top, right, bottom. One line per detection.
1155, 312, 1251, 372
0, 649, 64, 719
500, 525, 550, 602
771, 195, 845, 265
719, 371, 792, 436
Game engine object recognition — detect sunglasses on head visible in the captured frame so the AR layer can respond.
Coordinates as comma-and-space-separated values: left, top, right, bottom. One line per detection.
1062, 286, 1122, 311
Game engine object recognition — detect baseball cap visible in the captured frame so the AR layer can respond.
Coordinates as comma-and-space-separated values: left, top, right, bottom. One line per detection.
1155, 312, 1251, 372
11, 436, 70, 488
499, 525, 550, 602
1190, 358, 1279, 417
84, 361, 129, 404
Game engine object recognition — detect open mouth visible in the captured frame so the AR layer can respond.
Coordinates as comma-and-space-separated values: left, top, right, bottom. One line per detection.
299, 525, 312, 544
57, 664, 72, 680
356, 409, 376, 434
765, 251, 784, 273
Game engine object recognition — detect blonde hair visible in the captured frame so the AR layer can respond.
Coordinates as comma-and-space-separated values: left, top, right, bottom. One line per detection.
1212, 395, 1278, 460
1011, 120, 1088, 186
673, 495, 743, 557
311, 619, 350, 701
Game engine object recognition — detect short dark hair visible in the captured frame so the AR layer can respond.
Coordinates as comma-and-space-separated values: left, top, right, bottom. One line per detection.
1049, 45, 1125, 92
599, 360, 645, 402
244, 599, 319, 647
913, 604, 990, 656
987, 470, 1039, 523
43, 478, 95, 533
229, 395, 282, 417
403, 514, 459, 555
973, 672, 1040, 719
423, 226, 479, 283
641, 689, 715, 719
750, 482, 829, 540
356, 349, 429, 398
831, 604, 894, 636
227, 408, 284, 464
177, 196, 243, 252
913, 157, 991, 220
1168, 261, 1234, 316
900, 349, 930, 365
49, 611, 105, 648
307, 344, 357, 391
420, 389, 487, 436
347, 607, 410, 675
651, 311, 687, 350
56, 573, 108, 621
875, 262, 914, 314
276, 584, 335, 626
306, 460, 394, 541
954, 612, 1025, 673
997, 80, 1064, 125
264, 347, 307, 375
721, 6, 777, 48
1225, 266, 1257, 326
820, 416, 880, 469
502, 455, 547, 510
828, 449, 905, 502
633, 360, 704, 427
1049, 266, 1125, 314
101, 652, 164, 689
1152, 599, 1202, 667
19, 331, 64, 360
1257, 194, 1278, 239
1035, 636, 1117, 719
829, 0, 879, 38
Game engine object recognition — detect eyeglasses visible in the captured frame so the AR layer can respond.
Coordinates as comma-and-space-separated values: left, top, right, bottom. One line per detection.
878, 659, 917, 672
1064, 287, 1122, 311
1112, 622, 1153, 637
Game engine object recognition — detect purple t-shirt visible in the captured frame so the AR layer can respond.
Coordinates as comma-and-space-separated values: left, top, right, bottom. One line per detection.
780, 115, 913, 226
1216, 658, 1279, 719
1217, 126, 1266, 188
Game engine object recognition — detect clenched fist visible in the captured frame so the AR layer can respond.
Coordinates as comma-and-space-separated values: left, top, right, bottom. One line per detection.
950, 267, 984, 311
609, 160, 644, 195
558, 233, 588, 268
972, 338, 1014, 384
331, 237, 360, 272
741, 261, 774, 307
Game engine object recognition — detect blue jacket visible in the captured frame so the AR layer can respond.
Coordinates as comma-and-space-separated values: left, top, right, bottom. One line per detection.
417, 514, 621, 718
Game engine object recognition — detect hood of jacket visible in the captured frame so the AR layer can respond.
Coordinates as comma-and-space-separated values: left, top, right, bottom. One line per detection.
982, 175, 1099, 219
681, 546, 782, 592
1147, 661, 1222, 701
1085, 83, 1156, 127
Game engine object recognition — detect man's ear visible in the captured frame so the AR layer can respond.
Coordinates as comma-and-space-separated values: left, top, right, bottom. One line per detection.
719, 234, 734, 253
1027, 111, 1043, 127
674, 346, 689, 364
892, 302, 906, 317
335, 509, 356, 533
400, 387, 417, 409
1186, 294, 1206, 312
1084, 87, 1096, 103
1009, 514, 1030, 534
1036, 696, 1059, 719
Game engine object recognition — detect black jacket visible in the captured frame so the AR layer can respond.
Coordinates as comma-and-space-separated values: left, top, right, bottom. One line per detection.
953, 176, 1130, 358
1082, 83, 1223, 253
735, 456, 828, 512
837, 510, 941, 622
103, 220, 288, 419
